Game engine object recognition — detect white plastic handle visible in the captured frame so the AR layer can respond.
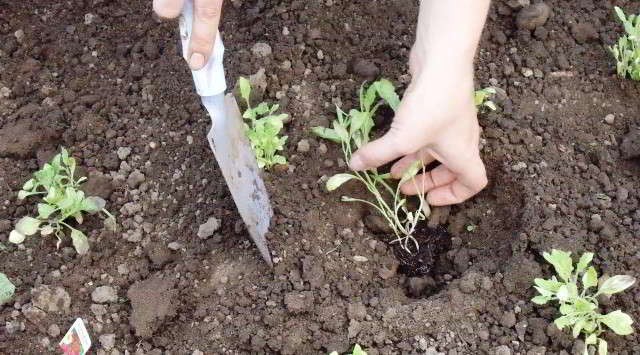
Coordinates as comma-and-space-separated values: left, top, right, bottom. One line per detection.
179, 0, 227, 97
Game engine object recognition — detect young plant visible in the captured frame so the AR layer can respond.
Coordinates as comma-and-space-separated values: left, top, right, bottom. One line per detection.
474, 87, 497, 111
0, 273, 15, 306
313, 79, 429, 252
329, 344, 367, 355
610, 6, 640, 81
9, 148, 116, 254
238, 77, 288, 169
532, 249, 636, 355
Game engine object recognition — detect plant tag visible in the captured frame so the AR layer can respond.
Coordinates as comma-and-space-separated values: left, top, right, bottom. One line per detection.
59, 318, 91, 355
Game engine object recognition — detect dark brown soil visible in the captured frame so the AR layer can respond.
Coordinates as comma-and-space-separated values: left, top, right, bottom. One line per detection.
2, 0, 640, 354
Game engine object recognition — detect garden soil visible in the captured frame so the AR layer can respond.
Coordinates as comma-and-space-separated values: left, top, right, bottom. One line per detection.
2, 0, 640, 354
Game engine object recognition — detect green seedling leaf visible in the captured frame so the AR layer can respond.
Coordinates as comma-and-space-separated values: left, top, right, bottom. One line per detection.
576, 252, 594, 272
543, 249, 574, 282
15, 216, 40, 236
82, 196, 106, 213
601, 310, 634, 335
326, 174, 356, 192
534, 277, 563, 293
585, 333, 597, 345
8, 230, 25, 244
312, 127, 342, 143
374, 79, 400, 111
399, 161, 423, 185
599, 338, 608, 355
598, 275, 636, 295
37, 203, 56, 219
531, 295, 549, 305
0, 273, 15, 306
582, 266, 598, 289
70, 228, 89, 255
554, 315, 575, 330
17, 190, 29, 200
352, 344, 367, 355
239, 76, 251, 104
22, 179, 35, 191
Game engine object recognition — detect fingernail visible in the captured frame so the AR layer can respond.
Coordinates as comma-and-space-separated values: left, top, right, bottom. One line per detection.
189, 53, 205, 70
349, 155, 365, 171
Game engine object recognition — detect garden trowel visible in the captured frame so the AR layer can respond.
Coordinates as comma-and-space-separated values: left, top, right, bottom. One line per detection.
179, 0, 273, 266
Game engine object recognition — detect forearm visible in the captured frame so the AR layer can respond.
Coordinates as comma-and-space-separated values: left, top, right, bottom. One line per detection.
415, 0, 490, 74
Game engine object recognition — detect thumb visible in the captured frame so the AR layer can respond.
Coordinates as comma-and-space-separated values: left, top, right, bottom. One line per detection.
349, 127, 416, 171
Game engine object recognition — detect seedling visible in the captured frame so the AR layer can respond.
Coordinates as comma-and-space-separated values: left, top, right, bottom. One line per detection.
329, 344, 367, 355
610, 7, 640, 81
9, 148, 116, 254
238, 77, 288, 169
0, 273, 14, 306
313, 79, 428, 251
474, 87, 497, 111
533, 249, 636, 355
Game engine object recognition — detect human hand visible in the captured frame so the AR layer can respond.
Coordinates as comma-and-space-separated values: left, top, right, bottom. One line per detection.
349, 51, 488, 206
153, 0, 223, 70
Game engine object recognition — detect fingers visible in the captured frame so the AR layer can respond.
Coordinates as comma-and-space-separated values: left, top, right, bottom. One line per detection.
189, 0, 223, 70
401, 155, 487, 206
349, 126, 420, 171
153, 0, 185, 19
390, 150, 435, 179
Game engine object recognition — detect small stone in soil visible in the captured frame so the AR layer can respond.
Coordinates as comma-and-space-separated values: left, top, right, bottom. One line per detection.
296, 139, 310, 153
127, 170, 145, 188
350, 58, 380, 79
500, 311, 517, 328
515, 3, 551, 30
31, 285, 71, 314
91, 286, 118, 303
197, 216, 221, 239
251, 42, 272, 58
604, 114, 615, 124
47, 324, 60, 337
116, 147, 131, 160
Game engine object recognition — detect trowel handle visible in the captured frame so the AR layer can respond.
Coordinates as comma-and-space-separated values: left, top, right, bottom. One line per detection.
179, 0, 227, 97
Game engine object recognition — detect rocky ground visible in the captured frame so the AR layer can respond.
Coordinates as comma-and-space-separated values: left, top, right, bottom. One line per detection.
2, 0, 640, 354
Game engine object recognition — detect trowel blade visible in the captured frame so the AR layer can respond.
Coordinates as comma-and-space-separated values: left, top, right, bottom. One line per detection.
201, 94, 273, 266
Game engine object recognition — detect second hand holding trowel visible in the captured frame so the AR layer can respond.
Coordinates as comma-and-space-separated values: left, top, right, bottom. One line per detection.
179, 0, 273, 266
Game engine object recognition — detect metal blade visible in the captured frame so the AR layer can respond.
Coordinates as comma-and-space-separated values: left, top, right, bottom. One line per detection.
201, 94, 274, 266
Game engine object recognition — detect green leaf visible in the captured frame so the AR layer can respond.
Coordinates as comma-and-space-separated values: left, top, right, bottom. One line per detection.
531, 295, 549, 305
37, 203, 57, 219
332, 121, 350, 143
373, 79, 400, 111
17, 190, 29, 200
15, 216, 41, 236
352, 344, 367, 355
574, 298, 597, 313
559, 303, 574, 315
572, 319, 585, 338
312, 127, 342, 143
400, 161, 422, 183
534, 278, 563, 293
70, 228, 90, 255
326, 174, 356, 192
583, 266, 598, 289
8, 230, 25, 244
0, 273, 15, 305
554, 315, 576, 330
22, 179, 35, 191
600, 310, 634, 335
557, 285, 572, 302
598, 338, 608, 355
350, 110, 370, 134
82, 196, 106, 213
576, 252, 594, 272
543, 249, 574, 282
238, 77, 251, 104
597, 275, 636, 295
585, 333, 597, 345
